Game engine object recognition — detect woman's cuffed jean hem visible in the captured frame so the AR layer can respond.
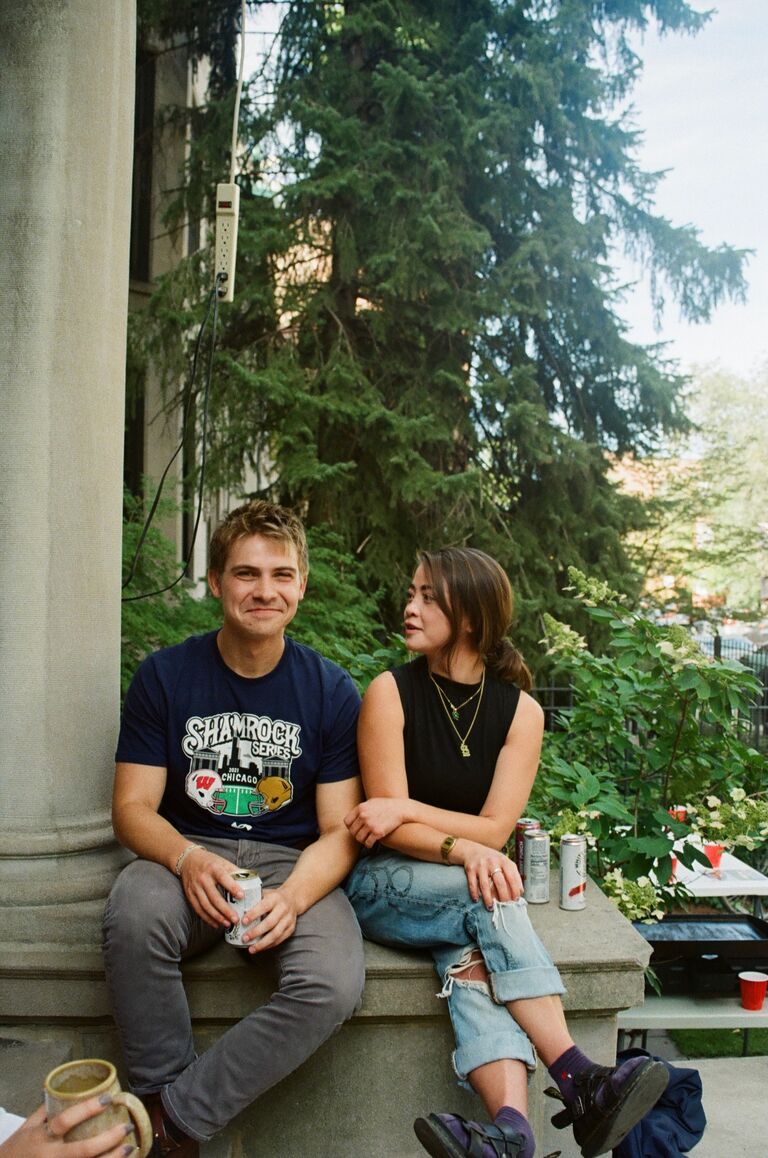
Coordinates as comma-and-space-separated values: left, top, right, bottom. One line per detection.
490, 964, 566, 1004
453, 1032, 537, 1087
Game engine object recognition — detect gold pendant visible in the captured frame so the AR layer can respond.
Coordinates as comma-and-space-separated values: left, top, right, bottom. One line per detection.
460, 743, 470, 757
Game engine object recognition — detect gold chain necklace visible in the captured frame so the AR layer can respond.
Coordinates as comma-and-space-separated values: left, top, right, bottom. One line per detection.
428, 673, 483, 720
430, 668, 485, 757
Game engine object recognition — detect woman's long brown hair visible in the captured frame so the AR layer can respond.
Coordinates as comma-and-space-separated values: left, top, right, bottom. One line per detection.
417, 547, 533, 691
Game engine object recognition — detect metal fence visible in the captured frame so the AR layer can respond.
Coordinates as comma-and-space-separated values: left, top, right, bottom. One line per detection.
533, 683, 768, 752
532, 685, 574, 732
738, 700, 768, 752
706, 634, 768, 670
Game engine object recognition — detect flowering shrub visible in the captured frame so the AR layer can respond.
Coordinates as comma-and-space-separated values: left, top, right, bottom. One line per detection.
549, 807, 599, 848
601, 869, 666, 922
530, 567, 767, 915
687, 788, 768, 852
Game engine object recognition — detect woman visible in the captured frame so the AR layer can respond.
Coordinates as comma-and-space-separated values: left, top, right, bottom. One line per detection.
344, 548, 666, 1158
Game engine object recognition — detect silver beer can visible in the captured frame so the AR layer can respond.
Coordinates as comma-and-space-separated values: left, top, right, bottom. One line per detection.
523, 828, 550, 903
559, 834, 587, 910
224, 869, 262, 946
514, 817, 541, 873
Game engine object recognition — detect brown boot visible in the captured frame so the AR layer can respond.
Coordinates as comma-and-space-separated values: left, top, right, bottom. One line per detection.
143, 1092, 200, 1158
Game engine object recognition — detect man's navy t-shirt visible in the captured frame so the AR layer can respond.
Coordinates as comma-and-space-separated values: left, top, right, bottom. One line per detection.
116, 632, 361, 847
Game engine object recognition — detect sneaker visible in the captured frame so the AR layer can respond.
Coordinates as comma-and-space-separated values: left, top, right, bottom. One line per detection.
413, 1113, 526, 1158
547, 1056, 669, 1157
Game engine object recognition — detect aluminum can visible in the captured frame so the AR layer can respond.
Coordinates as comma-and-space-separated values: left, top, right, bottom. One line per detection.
523, 828, 550, 903
559, 834, 587, 910
224, 869, 262, 946
514, 818, 540, 873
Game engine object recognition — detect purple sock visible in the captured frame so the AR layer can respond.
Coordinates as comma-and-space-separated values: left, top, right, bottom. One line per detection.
548, 1045, 593, 1103
549, 1046, 649, 1109
495, 1107, 535, 1157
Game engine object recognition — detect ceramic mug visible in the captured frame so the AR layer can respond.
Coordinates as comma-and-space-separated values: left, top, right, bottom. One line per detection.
44, 1059, 153, 1157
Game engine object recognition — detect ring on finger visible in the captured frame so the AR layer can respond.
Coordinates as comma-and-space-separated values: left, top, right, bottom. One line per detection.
491, 868, 504, 879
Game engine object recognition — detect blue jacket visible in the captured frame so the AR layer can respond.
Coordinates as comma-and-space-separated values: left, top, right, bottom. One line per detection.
614, 1048, 706, 1157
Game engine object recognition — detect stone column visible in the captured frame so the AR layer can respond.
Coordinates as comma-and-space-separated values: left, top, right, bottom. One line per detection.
0, 0, 136, 946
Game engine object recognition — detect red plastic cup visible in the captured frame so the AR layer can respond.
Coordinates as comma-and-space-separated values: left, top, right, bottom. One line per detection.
703, 842, 725, 872
739, 971, 768, 1011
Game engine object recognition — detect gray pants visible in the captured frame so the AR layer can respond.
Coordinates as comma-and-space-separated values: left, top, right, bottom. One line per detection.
102, 837, 365, 1143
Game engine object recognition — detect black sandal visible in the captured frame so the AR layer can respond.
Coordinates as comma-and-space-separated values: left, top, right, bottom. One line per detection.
414, 1113, 527, 1158
546, 1057, 669, 1157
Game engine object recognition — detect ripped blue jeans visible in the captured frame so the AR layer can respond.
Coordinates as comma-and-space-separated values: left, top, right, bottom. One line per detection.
345, 852, 565, 1086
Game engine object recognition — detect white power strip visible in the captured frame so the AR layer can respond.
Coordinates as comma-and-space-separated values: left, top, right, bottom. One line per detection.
214, 182, 240, 302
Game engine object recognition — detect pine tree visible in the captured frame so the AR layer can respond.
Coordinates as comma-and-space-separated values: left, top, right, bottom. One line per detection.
134, 0, 749, 660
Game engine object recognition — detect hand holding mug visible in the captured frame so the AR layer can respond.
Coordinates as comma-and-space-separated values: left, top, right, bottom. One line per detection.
42, 1060, 152, 1157
1, 1098, 137, 1157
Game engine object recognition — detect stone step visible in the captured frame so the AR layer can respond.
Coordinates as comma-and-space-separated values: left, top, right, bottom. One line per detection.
0, 1036, 74, 1118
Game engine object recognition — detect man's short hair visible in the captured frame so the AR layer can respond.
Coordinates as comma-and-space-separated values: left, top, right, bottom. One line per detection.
209, 500, 309, 577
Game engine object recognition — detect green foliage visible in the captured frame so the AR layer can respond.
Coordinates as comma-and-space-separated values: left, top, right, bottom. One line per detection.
622, 363, 768, 618
133, 1, 749, 661
691, 365, 768, 612
530, 567, 768, 911
121, 492, 221, 696
287, 526, 409, 687
339, 637, 411, 694
600, 869, 665, 922
138, 0, 242, 98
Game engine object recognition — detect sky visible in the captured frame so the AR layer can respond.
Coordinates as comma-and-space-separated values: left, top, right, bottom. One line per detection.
618, 0, 768, 379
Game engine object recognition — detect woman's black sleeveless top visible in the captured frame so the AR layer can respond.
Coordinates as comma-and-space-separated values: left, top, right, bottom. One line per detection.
390, 655, 521, 815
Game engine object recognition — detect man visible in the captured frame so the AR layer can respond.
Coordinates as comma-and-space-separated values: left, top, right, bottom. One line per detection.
103, 501, 365, 1157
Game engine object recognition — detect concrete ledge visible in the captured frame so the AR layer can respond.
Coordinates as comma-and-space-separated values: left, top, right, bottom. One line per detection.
0, 873, 649, 1018
0, 874, 650, 1156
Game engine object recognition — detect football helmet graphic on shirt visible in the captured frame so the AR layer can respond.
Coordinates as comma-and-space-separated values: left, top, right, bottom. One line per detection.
250, 775, 292, 813
185, 769, 226, 812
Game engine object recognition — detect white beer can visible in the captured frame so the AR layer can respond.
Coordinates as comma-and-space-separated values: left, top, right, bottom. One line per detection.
559, 834, 587, 910
224, 869, 262, 946
523, 829, 550, 903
